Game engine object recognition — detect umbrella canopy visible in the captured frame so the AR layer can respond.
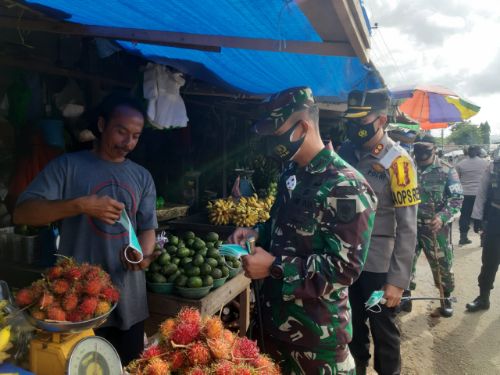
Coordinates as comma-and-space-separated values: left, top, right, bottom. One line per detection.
390, 85, 480, 130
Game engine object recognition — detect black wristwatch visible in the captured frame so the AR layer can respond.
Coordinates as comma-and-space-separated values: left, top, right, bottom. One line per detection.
270, 257, 284, 280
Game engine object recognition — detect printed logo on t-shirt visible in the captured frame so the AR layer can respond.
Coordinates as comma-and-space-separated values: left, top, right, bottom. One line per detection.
88, 180, 137, 239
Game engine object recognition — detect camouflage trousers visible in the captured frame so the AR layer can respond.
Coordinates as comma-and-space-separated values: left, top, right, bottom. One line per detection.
265, 336, 355, 375
410, 224, 455, 294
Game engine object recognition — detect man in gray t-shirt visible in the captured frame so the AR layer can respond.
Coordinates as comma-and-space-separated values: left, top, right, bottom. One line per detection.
14, 94, 158, 365
456, 146, 489, 244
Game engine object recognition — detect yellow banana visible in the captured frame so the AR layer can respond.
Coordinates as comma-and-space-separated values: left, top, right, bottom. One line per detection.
0, 325, 11, 352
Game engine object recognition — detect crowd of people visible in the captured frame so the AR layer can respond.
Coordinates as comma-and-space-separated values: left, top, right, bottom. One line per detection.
229, 86, 498, 375
12, 86, 498, 374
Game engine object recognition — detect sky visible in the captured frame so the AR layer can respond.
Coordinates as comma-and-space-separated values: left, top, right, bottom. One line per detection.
365, 0, 500, 134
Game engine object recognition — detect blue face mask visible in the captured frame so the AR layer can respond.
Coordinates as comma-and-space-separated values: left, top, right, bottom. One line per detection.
365, 290, 386, 313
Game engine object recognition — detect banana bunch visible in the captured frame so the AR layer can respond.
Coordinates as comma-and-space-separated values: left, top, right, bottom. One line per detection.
0, 325, 12, 364
207, 199, 235, 225
267, 181, 278, 198
207, 194, 275, 226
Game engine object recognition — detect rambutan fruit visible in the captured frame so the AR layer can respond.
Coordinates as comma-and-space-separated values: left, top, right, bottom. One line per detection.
232, 337, 259, 363
47, 306, 67, 321
186, 367, 208, 375
233, 364, 257, 375
168, 350, 186, 371
212, 360, 234, 375
203, 316, 224, 339
159, 318, 176, 340
51, 279, 70, 295
30, 279, 46, 299
207, 338, 231, 360
178, 307, 201, 325
101, 286, 120, 303
37, 291, 55, 310
252, 355, 280, 374
30, 308, 46, 320
62, 293, 78, 312
55, 256, 74, 269
64, 266, 82, 281
171, 322, 200, 345
140, 344, 163, 360
79, 296, 98, 316
95, 300, 111, 316
144, 357, 170, 375
15, 288, 34, 307
83, 279, 103, 296
223, 329, 235, 346
66, 310, 84, 322
46, 265, 63, 280
187, 341, 211, 367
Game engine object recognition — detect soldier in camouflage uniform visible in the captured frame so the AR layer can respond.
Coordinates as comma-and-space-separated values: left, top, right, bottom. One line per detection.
409, 134, 463, 317
229, 87, 377, 375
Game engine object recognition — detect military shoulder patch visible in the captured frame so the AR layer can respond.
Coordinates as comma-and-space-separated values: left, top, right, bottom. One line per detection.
389, 155, 420, 207
336, 199, 357, 223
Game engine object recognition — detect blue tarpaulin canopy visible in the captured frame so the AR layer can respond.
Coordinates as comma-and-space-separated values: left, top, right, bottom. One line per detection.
26, 0, 382, 100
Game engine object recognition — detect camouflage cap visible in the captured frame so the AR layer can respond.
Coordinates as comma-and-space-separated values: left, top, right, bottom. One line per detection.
253, 86, 315, 135
344, 89, 390, 119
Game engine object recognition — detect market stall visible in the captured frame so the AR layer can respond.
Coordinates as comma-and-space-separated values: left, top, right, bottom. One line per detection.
0, 0, 383, 373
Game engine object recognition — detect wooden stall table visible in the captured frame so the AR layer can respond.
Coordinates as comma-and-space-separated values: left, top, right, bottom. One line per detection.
156, 203, 190, 223
146, 273, 251, 337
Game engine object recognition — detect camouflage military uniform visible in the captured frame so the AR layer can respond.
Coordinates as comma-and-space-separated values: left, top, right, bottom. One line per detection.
256, 148, 377, 374
410, 157, 464, 294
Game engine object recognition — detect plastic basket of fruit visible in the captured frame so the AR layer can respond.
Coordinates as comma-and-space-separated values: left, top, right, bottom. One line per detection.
211, 276, 228, 289
224, 256, 242, 279
146, 282, 174, 294
174, 285, 212, 299
24, 302, 117, 333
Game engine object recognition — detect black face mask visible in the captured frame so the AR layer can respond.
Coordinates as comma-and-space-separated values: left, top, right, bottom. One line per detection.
413, 144, 435, 162
268, 121, 305, 160
345, 117, 379, 147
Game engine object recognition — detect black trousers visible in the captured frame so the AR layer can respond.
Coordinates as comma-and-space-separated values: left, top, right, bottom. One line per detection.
478, 228, 500, 293
349, 272, 401, 375
459, 195, 476, 234
95, 320, 145, 366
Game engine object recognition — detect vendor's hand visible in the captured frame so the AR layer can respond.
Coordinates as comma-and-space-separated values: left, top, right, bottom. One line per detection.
473, 219, 483, 233
429, 216, 443, 233
228, 227, 258, 247
241, 246, 275, 280
383, 284, 404, 308
80, 195, 125, 225
120, 247, 161, 271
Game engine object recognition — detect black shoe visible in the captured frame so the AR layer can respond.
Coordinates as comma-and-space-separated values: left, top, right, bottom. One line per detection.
459, 232, 472, 245
400, 290, 412, 312
355, 362, 367, 375
466, 296, 490, 312
440, 298, 453, 317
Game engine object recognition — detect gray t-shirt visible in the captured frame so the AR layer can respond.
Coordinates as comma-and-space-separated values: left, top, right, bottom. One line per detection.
17, 150, 158, 330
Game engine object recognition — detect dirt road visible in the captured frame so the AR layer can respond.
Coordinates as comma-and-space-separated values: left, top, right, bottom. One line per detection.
367, 228, 500, 375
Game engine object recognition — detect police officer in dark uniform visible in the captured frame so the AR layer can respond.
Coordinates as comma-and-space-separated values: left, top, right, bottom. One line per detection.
466, 153, 498, 312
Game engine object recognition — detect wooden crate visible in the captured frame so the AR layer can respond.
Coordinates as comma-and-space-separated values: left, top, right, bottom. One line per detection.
156, 203, 190, 222
146, 273, 250, 336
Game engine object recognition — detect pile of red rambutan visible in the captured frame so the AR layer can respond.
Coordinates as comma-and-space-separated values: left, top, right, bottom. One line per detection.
126, 307, 281, 375
15, 256, 120, 322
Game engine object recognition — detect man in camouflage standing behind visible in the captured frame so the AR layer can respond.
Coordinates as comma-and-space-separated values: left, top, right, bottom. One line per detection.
406, 135, 463, 317
229, 87, 377, 374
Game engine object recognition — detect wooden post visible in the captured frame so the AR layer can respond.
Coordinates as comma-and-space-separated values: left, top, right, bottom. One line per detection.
238, 286, 251, 337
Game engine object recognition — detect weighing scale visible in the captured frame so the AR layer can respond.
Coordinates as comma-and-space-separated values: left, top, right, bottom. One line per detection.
25, 304, 121, 375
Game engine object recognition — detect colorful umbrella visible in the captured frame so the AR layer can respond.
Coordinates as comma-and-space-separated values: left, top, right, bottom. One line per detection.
390, 85, 480, 130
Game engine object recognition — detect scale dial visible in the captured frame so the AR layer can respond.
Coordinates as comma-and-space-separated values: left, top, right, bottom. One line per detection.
67, 336, 122, 375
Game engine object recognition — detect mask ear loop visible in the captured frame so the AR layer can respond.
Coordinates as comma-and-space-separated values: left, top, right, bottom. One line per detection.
365, 303, 383, 314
